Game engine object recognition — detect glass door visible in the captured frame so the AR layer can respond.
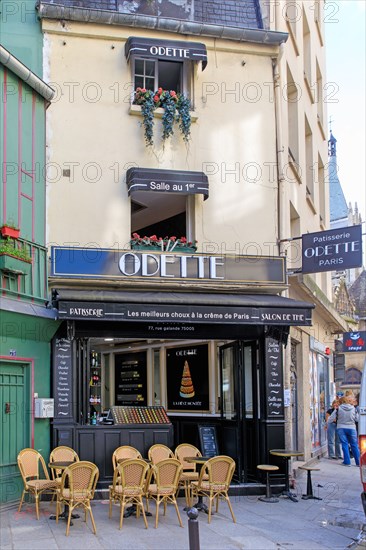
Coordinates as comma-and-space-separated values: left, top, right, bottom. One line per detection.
219, 341, 257, 482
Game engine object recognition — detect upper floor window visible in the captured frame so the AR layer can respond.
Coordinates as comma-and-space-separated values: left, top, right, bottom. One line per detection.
133, 58, 187, 95
126, 36, 207, 99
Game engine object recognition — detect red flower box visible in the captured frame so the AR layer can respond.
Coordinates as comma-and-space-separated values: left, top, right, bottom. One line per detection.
1, 226, 20, 239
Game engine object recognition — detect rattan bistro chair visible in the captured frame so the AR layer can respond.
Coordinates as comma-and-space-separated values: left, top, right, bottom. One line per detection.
17, 448, 58, 520
190, 455, 236, 524
146, 458, 183, 529
112, 446, 142, 470
56, 461, 99, 536
49, 446, 79, 480
148, 444, 174, 465
175, 444, 202, 507
109, 458, 150, 529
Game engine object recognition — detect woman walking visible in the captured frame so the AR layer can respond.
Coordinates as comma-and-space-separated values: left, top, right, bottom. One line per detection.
329, 395, 360, 466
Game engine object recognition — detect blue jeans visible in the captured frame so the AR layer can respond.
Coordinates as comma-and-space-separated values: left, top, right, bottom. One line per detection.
327, 421, 342, 458
337, 428, 360, 465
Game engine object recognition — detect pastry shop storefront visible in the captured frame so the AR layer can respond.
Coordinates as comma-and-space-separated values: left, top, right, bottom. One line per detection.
50, 246, 314, 490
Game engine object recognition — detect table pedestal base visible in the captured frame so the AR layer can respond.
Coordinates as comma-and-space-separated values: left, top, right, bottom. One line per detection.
123, 505, 152, 518
258, 496, 279, 503
49, 508, 80, 525
278, 490, 298, 502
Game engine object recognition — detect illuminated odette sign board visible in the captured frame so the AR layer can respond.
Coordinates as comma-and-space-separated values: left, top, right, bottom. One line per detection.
302, 225, 362, 274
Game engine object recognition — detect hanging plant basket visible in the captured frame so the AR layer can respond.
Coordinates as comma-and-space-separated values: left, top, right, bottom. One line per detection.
1, 225, 20, 239
134, 88, 191, 147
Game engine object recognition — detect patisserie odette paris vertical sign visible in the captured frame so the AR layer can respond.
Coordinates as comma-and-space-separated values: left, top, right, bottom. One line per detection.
166, 344, 209, 411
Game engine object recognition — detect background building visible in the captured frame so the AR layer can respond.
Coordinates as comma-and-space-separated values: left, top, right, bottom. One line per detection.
0, 38, 58, 503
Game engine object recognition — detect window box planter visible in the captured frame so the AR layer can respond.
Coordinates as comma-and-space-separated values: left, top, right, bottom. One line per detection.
131, 244, 197, 253
1, 226, 20, 239
0, 253, 32, 275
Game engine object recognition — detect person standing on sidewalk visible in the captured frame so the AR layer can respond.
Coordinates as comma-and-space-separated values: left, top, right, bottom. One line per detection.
326, 399, 343, 459
328, 395, 360, 466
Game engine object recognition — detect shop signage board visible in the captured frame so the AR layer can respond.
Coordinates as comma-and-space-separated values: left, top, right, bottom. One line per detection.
342, 331, 366, 353
127, 167, 209, 199
58, 300, 312, 326
166, 344, 209, 411
198, 425, 219, 457
53, 338, 73, 420
302, 225, 362, 274
265, 337, 284, 418
50, 247, 286, 287
125, 37, 208, 69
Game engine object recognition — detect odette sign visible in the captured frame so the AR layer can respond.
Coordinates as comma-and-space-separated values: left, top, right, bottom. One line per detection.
302, 225, 362, 274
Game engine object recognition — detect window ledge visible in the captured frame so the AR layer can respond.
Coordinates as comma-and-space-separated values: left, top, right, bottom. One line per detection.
306, 190, 317, 214
317, 115, 326, 140
304, 73, 315, 104
129, 104, 198, 122
288, 153, 302, 184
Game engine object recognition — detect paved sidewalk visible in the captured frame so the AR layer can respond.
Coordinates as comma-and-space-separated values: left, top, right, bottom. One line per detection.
1, 457, 365, 550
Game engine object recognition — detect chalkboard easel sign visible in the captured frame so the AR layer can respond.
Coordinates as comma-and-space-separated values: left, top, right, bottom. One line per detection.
198, 425, 219, 458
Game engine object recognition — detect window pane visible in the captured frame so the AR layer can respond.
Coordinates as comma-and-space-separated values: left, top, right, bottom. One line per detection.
135, 59, 144, 74
145, 78, 155, 91
145, 60, 155, 76
158, 61, 182, 92
135, 76, 144, 89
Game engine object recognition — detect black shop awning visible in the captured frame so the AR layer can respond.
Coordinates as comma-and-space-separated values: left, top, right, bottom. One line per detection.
125, 37, 207, 70
54, 290, 314, 326
126, 167, 209, 200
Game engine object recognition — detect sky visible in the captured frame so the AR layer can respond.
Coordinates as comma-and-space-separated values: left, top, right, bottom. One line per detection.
325, 0, 366, 224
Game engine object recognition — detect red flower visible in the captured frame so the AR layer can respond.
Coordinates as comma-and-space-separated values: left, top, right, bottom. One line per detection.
170, 91, 176, 97
180, 237, 187, 243
141, 88, 146, 93
358, 338, 365, 346
158, 87, 163, 94
170, 236, 177, 241
150, 235, 158, 242
132, 232, 140, 239
345, 339, 352, 347
153, 95, 160, 103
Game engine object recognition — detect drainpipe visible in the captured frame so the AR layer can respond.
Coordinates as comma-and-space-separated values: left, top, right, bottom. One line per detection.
272, 46, 293, 448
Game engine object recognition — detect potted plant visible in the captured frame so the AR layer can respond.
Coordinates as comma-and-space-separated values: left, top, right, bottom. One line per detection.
0, 238, 32, 274
1, 224, 20, 239
130, 233, 197, 252
134, 88, 191, 146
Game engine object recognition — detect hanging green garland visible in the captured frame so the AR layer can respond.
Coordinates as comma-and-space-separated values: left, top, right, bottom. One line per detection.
134, 88, 191, 146
177, 94, 191, 142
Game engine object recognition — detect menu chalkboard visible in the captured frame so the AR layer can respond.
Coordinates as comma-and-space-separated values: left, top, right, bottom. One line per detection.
198, 425, 219, 457
53, 338, 73, 420
114, 352, 147, 407
265, 337, 284, 418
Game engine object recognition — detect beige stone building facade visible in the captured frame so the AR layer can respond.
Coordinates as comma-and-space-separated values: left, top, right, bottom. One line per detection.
38, 0, 352, 487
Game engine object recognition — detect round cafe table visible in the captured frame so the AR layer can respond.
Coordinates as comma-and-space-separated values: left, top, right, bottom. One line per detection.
269, 450, 304, 502
48, 461, 80, 523
185, 456, 213, 514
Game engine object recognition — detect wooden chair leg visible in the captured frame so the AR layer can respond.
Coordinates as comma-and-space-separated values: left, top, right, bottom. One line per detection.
88, 503, 97, 535
66, 504, 73, 536
155, 497, 160, 529
35, 494, 40, 520
173, 498, 183, 527
18, 490, 25, 512
226, 494, 236, 523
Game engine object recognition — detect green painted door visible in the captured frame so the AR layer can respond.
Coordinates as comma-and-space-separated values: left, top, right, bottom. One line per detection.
0, 361, 29, 504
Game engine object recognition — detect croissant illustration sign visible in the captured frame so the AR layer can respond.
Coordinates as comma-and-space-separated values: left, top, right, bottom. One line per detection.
302, 225, 362, 274
342, 332, 366, 353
